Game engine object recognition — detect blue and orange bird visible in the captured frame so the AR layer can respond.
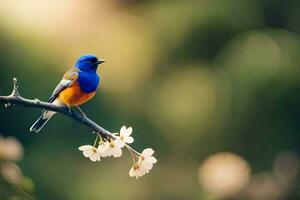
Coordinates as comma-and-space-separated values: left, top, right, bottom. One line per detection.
29, 54, 105, 133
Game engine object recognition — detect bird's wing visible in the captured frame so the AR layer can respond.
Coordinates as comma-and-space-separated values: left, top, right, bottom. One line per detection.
48, 68, 80, 103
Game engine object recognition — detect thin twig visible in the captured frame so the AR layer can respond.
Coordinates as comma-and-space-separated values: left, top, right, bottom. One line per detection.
125, 144, 141, 156
0, 78, 114, 140
93, 135, 99, 147
125, 145, 137, 163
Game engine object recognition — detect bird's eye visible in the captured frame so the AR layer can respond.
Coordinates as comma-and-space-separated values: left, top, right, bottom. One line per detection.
91, 58, 98, 62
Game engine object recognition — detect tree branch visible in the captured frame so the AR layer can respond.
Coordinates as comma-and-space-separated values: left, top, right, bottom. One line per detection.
0, 78, 114, 140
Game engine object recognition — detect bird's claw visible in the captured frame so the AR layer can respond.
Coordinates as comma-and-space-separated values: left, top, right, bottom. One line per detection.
67, 107, 72, 116
75, 106, 86, 123
80, 112, 86, 123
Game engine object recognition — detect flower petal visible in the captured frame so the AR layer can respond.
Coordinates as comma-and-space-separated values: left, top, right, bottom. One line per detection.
79, 145, 93, 151
97, 143, 105, 151
146, 156, 157, 164
113, 147, 122, 158
97, 144, 108, 157
89, 153, 100, 162
142, 148, 155, 157
103, 149, 112, 157
129, 167, 135, 177
125, 136, 134, 144
141, 162, 153, 170
120, 126, 127, 135
137, 168, 146, 177
124, 127, 133, 136
83, 149, 94, 158
115, 138, 125, 148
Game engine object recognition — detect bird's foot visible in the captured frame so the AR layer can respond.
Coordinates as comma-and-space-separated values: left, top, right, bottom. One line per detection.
67, 107, 72, 116
80, 112, 86, 123
76, 106, 86, 123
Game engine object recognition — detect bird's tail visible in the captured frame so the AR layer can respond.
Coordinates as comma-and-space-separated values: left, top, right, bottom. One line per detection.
29, 99, 64, 133
29, 111, 55, 133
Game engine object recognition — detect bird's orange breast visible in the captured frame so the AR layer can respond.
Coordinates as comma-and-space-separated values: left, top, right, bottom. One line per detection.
58, 81, 96, 106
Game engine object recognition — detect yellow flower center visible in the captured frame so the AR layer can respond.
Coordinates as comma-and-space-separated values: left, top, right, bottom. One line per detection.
133, 164, 139, 170
92, 148, 96, 153
110, 141, 115, 148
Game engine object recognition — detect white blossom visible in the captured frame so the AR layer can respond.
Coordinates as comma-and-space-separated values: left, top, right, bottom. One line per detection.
129, 162, 148, 179
114, 126, 134, 148
139, 148, 157, 171
97, 142, 107, 157
103, 140, 122, 158
78, 145, 101, 162
129, 148, 157, 179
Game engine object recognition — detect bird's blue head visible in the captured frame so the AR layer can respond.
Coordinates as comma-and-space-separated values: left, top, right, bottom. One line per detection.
75, 54, 106, 72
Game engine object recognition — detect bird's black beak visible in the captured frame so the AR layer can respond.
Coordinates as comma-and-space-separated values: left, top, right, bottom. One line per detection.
96, 59, 106, 65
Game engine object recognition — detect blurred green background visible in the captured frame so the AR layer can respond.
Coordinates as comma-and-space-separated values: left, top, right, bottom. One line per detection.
0, 0, 300, 199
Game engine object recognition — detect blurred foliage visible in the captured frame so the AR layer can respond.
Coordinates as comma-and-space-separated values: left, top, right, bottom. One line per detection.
0, 0, 300, 199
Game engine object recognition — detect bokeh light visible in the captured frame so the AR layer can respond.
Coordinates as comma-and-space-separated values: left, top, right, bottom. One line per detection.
244, 172, 281, 200
198, 152, 251, 198
0, 136, 23, 161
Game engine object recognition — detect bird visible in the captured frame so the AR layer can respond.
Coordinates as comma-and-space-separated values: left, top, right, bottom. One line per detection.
29, 54, 105, 133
